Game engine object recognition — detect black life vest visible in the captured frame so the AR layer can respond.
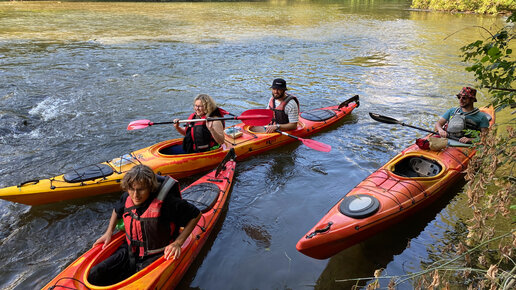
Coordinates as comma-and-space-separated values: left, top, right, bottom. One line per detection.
122, 177, 179, 258
182, 108, 225, 153
268, 94, 299, 124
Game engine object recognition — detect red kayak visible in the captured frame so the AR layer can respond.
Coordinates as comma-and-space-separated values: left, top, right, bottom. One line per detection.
296, 107, 495, 259
43, 149, 236, 289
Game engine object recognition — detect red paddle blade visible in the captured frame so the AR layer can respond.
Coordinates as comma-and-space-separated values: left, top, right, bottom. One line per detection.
237, 109, 274, 126
300, 138, 332, 152
127, 119, 153, 130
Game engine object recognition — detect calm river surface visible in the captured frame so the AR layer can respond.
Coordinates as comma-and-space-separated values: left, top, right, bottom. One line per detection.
0, 1, 504, 289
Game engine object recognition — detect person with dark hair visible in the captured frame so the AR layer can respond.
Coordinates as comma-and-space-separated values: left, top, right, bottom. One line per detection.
435, 87, 489, 144
88, 165, 201, 286
262, 78, 300, 133
173, 94, 226, 153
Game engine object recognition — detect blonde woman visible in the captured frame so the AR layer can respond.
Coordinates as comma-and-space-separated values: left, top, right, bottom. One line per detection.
174, 94, 226, 153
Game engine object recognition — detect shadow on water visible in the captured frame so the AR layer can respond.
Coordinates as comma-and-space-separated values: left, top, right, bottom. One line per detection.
314, 179, 467, 290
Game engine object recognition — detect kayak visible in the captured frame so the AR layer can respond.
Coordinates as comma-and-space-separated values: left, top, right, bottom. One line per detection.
296, 106, 494, 259
0, 95, 359, 205
42, 149, 236, 289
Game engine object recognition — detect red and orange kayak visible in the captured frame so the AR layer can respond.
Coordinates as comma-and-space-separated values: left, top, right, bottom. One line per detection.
296, 107, 494, 259
0, 96, 359, 205
43, 149, 236, 289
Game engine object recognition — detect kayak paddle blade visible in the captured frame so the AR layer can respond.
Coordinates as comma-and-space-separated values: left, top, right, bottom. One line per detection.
301, 138, 332, 152
127, 119, 153, 130
237, 109, 274, 126
368, 113, 401, 125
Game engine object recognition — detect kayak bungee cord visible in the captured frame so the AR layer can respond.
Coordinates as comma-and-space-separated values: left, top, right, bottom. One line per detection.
48, 277, 90, 289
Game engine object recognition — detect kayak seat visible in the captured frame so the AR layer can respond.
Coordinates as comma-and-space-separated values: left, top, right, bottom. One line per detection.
300, 109, 336, 122
392, 156, 442, 178
181, 182, 220, 213
409, 157, 441, 177
63, 163, 114, 183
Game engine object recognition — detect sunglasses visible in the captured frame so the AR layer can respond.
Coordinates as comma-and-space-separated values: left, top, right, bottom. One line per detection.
457, 95, 470, 100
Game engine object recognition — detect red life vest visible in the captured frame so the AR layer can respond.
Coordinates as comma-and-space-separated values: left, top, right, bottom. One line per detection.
268, 94, 299, 124
122, 177, 178, 258
182, 108, 225, 153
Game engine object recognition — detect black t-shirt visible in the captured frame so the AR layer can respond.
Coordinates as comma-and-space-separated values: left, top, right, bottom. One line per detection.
115, 189, 200, 238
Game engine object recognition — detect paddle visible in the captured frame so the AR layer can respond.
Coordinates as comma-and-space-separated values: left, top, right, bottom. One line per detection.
127, 109, 274, 130
368, 112, 462, 142
276, 130, 332, 152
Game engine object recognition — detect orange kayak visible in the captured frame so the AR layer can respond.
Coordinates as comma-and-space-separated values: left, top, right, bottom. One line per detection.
42, 149, 236, 289
296, 107, 494, 259
0, 96, 359, 205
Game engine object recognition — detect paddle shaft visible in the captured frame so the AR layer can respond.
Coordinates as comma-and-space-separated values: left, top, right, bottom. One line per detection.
277, 130, 301, 140
369, 112, 463, 142
399, 122, 462, 142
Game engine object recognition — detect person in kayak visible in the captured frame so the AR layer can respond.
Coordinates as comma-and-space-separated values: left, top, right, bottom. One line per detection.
173, 94, 226, 153
435, 87, 489, 144
88, 165, 201, 286
252, 78, 300, 133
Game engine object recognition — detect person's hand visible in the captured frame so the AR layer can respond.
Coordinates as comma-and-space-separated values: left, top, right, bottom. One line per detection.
164, 241, 182, 260
437, 128, 448, 138
265, 124, 279, 133
173, 119, 180, 128
93, 232, 112, 249
459, 136, 472, 144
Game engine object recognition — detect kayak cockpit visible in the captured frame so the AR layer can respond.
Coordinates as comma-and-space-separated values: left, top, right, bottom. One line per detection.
391, 155, 443, 178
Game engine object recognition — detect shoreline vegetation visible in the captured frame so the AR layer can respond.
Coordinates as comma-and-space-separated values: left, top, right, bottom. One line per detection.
411, 0, 516, 14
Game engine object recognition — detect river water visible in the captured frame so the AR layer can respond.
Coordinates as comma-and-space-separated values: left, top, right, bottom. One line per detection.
0, 1, 504, 289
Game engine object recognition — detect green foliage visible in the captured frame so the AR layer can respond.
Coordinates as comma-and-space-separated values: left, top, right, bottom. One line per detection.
412, 0, 516, 14
461, 15, 516, 111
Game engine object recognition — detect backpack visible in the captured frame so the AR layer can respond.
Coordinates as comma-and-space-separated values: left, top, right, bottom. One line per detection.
446, 107, 479, 138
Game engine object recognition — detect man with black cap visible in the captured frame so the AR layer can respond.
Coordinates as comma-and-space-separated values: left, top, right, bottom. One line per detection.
435, 87, 489, 143
263, 78, 300, 133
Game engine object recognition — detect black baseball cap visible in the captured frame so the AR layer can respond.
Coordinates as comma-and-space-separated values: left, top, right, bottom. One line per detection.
270, 78, 288, 90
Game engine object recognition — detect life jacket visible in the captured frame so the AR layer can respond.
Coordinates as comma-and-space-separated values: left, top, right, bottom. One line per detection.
182, 108, 225, 153
122, 177, 179, 258
268, 94, 300, 124
446, 107, 480, 139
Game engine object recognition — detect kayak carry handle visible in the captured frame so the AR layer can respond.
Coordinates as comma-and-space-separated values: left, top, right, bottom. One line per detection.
17, 180, 40, 188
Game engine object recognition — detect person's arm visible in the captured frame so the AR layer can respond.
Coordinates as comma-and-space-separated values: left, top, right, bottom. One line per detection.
265, 122, 297, 133
435, 117, 448, 138
93, 209, 118, 249
206, 120, 225, 144
173, 119, 186, 136
163, 212, 201, 260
